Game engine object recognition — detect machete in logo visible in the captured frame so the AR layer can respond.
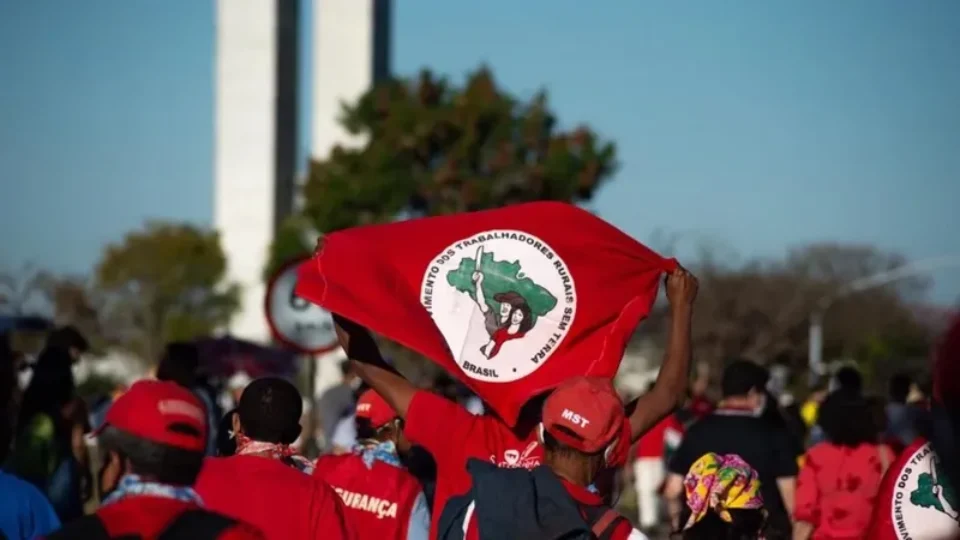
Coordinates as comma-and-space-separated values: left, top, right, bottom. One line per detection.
420, 230, 577, 383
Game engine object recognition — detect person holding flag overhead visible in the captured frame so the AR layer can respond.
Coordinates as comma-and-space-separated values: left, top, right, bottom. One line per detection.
296, 202, 698, 539
438, 377, 647, 539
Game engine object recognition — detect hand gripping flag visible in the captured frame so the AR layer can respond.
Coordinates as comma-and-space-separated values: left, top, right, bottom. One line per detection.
296, 202, 677, 425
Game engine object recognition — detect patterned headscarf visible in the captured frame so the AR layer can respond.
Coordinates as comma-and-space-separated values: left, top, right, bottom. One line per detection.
235, 432, 315, 475
682, 452, 765, 530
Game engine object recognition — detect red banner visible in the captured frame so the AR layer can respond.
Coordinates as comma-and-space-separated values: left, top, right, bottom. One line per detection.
296, 202, 676, 425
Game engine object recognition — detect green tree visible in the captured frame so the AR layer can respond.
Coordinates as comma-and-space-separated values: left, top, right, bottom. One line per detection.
266, 66, 618, 276
95, 222, 239, 362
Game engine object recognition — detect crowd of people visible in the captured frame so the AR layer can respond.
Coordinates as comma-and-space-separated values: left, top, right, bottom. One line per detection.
0, 261, 957, 539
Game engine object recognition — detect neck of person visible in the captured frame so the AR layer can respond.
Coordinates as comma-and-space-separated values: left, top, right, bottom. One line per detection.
545, 454, 593, 488
359, 435, 393, 448
719, 395, 755, 410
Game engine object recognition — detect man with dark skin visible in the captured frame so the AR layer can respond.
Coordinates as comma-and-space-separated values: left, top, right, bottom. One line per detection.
332, 266, 697, 538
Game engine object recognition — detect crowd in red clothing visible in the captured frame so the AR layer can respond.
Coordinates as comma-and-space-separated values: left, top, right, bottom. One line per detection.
1, 202, 957, 540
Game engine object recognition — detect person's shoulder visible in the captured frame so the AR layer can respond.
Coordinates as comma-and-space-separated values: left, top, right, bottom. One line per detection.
804, 441, 836, 458
198, 455, 235, 478
313, 452, 351, 472
677, 414, 716, 439
0, 470, 57, 510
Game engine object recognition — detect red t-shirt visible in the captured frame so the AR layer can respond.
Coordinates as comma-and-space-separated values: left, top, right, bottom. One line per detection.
195, 455, 354, 540
461, 478, 634, 540
91, 496, 263, 539
314, 452, 424, 540
794, 442, 893, 538
867, 439, 960, 540
634, 414, 683, 459
405, 391, 544, 539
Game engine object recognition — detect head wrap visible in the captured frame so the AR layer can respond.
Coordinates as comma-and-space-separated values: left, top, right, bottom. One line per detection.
682, 452, 765, 530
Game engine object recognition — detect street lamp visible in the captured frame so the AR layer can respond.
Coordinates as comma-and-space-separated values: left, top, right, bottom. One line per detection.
807, 255, 960, 385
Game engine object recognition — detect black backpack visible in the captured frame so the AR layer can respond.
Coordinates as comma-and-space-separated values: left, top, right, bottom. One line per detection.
46, 508, 238, 540
438, 459, 630, 540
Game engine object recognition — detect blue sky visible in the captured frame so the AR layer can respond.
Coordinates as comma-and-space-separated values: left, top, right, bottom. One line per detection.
1, 1, 958, 302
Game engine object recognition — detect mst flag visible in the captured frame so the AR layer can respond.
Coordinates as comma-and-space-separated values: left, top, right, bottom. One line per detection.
296, 202, 676, 425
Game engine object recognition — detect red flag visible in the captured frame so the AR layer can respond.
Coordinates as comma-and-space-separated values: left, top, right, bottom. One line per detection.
296, 202, 676, 425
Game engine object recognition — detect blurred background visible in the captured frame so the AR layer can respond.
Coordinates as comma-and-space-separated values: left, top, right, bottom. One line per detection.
1, 0, 958, 531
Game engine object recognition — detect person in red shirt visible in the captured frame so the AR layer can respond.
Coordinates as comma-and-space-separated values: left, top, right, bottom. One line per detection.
867, 316, 960, 540
447, 377, 645, 539
792, 392, 894, 539
46, 380, 264, 540
632, 385, 684, 531
195, 378, 353, 540
332, 267, 697, 539
315, 389, 430, 540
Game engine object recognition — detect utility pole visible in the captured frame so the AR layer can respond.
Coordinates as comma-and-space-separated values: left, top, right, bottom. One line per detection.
807, 255, 960, 385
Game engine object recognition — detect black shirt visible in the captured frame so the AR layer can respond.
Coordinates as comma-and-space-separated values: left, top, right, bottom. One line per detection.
668, 410, 799, 532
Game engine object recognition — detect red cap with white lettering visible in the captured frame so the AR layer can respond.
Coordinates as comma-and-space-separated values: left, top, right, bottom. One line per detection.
542, 377, 625, 454
356, 389, 398, 429
94, 379, 207, 453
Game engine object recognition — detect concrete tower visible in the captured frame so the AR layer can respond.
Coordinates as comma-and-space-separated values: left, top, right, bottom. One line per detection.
214, 0, 299, 342
215, 0, 391, 342
312, 0, 391, 160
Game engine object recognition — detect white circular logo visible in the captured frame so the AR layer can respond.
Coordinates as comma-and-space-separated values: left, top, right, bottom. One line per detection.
891, 442, 960, 539
419, 230, 577, 383
265, 259, 338, 354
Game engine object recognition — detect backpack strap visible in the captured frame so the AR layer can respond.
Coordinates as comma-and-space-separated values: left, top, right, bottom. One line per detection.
44, 515, 117, 540
580, 504, 629, 540
157, 509, 238, 540
590, 509, 620, 538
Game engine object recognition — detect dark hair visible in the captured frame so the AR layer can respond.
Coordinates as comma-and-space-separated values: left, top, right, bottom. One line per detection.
17, 347, 75, 441
676, 507, 767, 540
46, 326, 89, 354
100, 426, 203, 486
238, 377, 302, 444
834, 366, 863, 396
888, 373, 912, 403
817, 391, 877, 447
339, 360, 353, 378
156, 342, 200, 388
721, 361, 766, 398
542, 426, 604, 462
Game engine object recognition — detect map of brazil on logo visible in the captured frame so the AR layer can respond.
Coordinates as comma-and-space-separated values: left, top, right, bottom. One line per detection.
892, 443, 959, 539
420, 230, 577, 383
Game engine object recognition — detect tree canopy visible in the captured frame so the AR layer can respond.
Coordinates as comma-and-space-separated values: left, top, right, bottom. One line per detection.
94, 222, 239, 362
639, 240, 934, 390
266, 66, 617, 276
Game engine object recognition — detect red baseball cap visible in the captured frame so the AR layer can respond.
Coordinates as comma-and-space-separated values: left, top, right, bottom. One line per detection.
542, 377, 625, 454
95, 380, 207, 453
356, 389, 397, 429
